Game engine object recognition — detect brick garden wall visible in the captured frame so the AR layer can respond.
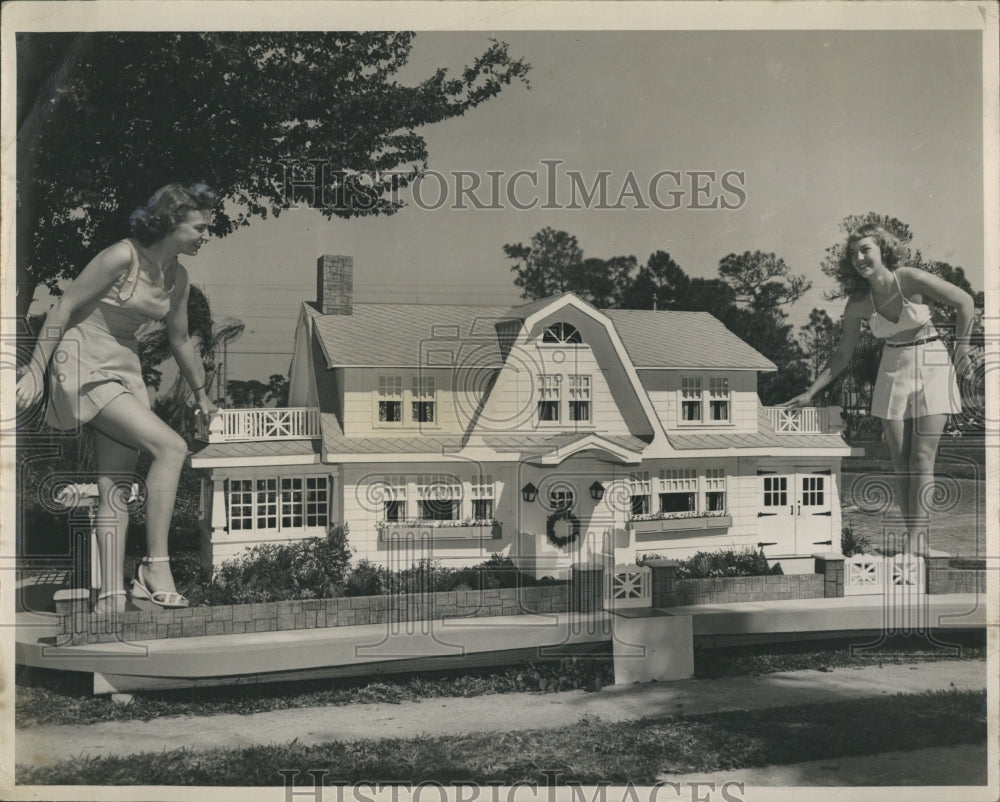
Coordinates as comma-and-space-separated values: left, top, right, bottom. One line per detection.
926, 557, 987, 595
58, 584, 570, 646
662, 574, 824, 607
647, 558, 827, 606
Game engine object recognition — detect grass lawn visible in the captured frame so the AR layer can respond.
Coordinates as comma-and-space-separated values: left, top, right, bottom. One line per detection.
16, 633, 984, 728
17, 689, 987, 786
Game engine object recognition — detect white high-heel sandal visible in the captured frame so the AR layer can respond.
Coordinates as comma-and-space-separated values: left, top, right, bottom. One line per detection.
131, 556, 189, 608
93, 589, 130, 615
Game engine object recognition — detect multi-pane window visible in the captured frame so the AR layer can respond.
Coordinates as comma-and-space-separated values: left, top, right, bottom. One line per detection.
228, 479, 254, 531
538, 374, 562, 422
709, 378, 730, 422
417, 474, 461, 521
681, 378, 702, 422
378, 375, 403, 422
629, 471, 651, 516
659, 468, 697, 514
280, 477, 330, 528
568, 374, 591, 422
255, 478, 278, 529
542, 322, 582, 344
412, 376, 436, 423
705, 468, 727, 512
762, 475, 788, 508
383, 475, 407, 522
801, 475, 825, 507
470, 475, 495, 520
305, 477, 329, 527
549, 487, 576, 511
229, 476, 328, 532
281, 478, 304, 528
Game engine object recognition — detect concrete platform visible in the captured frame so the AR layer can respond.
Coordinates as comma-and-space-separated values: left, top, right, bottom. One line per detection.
15, 589, 988, 694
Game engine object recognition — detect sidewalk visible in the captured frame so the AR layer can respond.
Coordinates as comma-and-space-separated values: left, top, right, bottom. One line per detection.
16, 660, 988, 786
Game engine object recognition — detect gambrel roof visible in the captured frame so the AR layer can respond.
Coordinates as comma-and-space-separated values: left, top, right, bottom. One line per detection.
305, 297, 774, 371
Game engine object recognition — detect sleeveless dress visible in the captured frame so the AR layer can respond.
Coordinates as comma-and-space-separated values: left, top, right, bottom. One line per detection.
868, 272, 961, 420
46, 240, 175, 430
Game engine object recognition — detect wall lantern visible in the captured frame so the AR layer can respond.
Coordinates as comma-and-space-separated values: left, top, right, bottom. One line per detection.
521, 482, 538, 503
589, 481, 605, 501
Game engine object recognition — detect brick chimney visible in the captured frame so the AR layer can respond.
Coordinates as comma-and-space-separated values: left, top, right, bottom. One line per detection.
317, 255, 353, 315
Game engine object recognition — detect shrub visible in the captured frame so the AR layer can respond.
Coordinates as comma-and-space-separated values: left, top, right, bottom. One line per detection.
202, 525, 353, 604
669, 546, 771, 579
841, 522, 872, 557
343, 559, 388, 597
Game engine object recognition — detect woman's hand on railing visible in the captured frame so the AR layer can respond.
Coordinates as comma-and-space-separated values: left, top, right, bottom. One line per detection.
777, 391, 814, 409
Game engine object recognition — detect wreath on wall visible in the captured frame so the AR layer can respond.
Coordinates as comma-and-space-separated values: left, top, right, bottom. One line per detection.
546, 508, 581, 548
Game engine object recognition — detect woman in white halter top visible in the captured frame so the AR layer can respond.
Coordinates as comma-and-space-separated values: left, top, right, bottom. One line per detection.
16, 184, 219, 614
783, 224, 974, 554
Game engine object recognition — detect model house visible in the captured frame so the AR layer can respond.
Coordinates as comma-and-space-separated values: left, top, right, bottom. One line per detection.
190, 255, 852, 577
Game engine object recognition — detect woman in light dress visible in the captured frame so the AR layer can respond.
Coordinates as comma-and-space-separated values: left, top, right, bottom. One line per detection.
783, 224, 974, 554
17, 183, 218, 613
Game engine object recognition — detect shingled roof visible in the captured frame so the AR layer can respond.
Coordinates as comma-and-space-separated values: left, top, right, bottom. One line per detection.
307, 298, 774, 372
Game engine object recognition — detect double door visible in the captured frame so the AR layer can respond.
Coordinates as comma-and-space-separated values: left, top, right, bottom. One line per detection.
757, 466, 834, 556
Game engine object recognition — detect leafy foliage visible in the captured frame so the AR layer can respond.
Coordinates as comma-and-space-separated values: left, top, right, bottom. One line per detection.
669, 546, 772, 579
504, 231, 812, 403
17, 32, 531, 316
840, 523, 873, 557
179, 548, 555, 605
188, 525, 354, 605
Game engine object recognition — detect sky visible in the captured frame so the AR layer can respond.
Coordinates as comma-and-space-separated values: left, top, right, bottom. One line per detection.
175, 26, 985, 382
14, 18, 988, 385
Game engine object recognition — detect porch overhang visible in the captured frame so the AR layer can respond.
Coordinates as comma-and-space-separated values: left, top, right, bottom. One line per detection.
522, 433, 645, 466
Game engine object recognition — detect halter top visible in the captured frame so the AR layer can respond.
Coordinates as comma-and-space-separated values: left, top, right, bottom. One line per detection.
99, 239, 176, 322
868, 271, 932, 340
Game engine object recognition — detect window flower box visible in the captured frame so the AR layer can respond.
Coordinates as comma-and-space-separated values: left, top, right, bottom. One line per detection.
627, 511, 732, 534
378, 520, 502, 541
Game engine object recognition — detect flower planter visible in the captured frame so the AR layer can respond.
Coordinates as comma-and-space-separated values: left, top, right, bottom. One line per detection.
378, 521, 501, 541
629, 515, 732, 535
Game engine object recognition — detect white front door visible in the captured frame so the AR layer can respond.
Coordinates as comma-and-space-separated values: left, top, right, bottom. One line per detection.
795, 469, 834, 553
758, 467, 834, 556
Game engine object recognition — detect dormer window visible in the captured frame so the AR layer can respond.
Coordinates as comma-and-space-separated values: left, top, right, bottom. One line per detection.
568, 374, 591, 422
709, 378, 730, 421
542, 322, 582, 344
412, 376, 436, 423
679, 375, 731, 425
378, 375, 403, 423
538, 374, 562, 422
681, 378, 702, 422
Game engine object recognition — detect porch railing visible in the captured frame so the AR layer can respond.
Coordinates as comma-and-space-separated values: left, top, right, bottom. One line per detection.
763, 405, 844, 435
197, 407, 322, 443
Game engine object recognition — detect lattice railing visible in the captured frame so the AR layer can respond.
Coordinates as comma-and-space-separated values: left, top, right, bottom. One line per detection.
845, 554, 924, 595
606, 563, 652, 609
764, 406, 829, 433
197, 408, 321, 442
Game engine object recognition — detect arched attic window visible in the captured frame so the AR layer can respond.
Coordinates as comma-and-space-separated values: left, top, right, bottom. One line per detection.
542, 322, 582, 344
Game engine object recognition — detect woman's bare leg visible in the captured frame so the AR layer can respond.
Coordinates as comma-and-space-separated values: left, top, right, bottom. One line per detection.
91, 427, 138, 613
880, 418, 913, 549
89, 393, 189, 594
907, 413, 948, 554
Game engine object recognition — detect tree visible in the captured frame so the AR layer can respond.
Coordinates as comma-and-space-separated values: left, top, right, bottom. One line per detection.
506, 228, 585, 300
799, 308, 840, 383
265, 373, 291, 407
505, 229, 812, 404
717, 251, 811, 312
16, 32, 531, 317
137, 284, 245, 395
227, 380, 270, 408
714, 251, 812, 404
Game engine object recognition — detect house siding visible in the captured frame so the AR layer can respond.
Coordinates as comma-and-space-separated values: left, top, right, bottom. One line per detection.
340, 461, 519, 568
641, 370, 757, 432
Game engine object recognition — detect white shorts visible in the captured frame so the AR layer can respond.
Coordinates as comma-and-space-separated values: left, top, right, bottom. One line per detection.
871, 337, 962, 420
